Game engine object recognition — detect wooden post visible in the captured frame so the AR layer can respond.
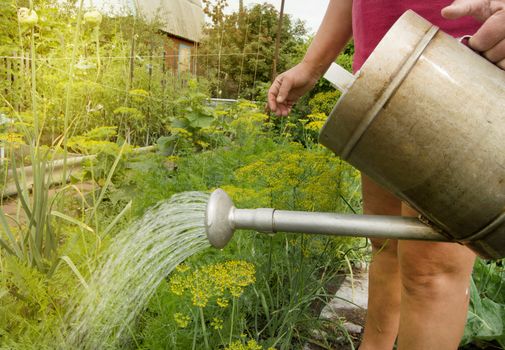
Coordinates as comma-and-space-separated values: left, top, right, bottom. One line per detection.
271, 0, 285, 82
6, 56, 11, 96
128, 31, 136, 91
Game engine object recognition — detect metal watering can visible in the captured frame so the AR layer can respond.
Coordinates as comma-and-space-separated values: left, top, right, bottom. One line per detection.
205, 11, 505, 259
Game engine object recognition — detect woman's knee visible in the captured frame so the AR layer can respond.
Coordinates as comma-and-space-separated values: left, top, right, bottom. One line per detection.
398, 242, 475, 297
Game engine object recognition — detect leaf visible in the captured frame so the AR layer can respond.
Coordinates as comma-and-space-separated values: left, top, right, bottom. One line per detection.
186, 111, 214, 128
0, 207, 20, 257
51, 211, 94, 233
59, 256, 89, 290
171, 118, 188, 129
473, 259, 505, 304
462, 277, 505, 345
101, 200, 132, 238
90, 142, 127, 219
157, 135, 177, 156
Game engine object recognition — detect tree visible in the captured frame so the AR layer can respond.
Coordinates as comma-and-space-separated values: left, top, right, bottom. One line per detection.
198, 2, 308, 100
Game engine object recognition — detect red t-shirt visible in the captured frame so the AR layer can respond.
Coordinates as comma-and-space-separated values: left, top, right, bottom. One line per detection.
352, 0, 482, 72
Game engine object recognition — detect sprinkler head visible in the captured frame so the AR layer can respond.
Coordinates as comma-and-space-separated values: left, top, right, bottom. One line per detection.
205, 189, 236, 248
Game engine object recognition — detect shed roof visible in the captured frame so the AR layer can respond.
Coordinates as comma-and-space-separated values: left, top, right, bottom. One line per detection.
134, 0, 204, 43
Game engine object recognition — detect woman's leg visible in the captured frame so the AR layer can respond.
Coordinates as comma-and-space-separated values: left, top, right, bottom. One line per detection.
397, 204, 475, 350
359, 176, 402, 350
358, 178, 474, 349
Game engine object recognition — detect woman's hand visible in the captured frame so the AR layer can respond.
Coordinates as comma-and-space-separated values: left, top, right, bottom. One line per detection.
267, 62, 321, 116
442, 0, 505, 69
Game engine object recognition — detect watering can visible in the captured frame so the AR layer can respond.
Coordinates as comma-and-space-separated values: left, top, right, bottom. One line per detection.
205, 11, 505, 259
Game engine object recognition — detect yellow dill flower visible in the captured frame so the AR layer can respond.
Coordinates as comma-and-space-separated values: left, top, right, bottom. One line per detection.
230, 286, 244, 298
128, 88, 149, 102
173, 312, 190, 328
168, 274, 186, 296
217, 297, 229, 308
0, 132, 24, 144
210, 317, 223, 330
175, 263, 190, 273
168, 260, 256, 308
224, 339, 263, 350
246, 340, 263, 350
191, 289, 208, 308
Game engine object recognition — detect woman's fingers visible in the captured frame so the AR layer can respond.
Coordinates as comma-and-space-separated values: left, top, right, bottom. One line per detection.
268, 74, 296, 116
267, 77, 282, 113
442, 0, 505, 69
276, 76, 293, 104
442, 0, 493, 21
483, 37, 505, 62
469, 10, 505, 52
497, 57, 505, 69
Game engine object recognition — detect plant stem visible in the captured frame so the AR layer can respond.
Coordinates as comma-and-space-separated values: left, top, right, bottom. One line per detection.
29, 28, 37, 145
62, 0, 85, 184
199, 307, 210, 349
94, 26, 101, 80
229, 297, 236, 344
192, 310, 198, 350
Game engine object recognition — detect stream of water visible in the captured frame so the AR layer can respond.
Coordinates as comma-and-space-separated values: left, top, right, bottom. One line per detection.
66, 191, 211, 349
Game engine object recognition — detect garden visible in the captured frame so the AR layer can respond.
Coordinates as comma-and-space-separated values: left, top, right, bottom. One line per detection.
0, 0, 504, 349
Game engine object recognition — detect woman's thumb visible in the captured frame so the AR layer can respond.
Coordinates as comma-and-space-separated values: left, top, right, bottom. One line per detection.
442, 0, 473, 19
442, 0, 491, 20
276, 76, 293, 103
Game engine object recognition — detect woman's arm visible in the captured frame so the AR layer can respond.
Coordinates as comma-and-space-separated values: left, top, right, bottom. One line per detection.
268, 0, 353, 116
302, 0, 353, 76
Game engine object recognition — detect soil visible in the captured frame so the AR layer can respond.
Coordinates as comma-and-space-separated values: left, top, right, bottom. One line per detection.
1, 181, 95, 223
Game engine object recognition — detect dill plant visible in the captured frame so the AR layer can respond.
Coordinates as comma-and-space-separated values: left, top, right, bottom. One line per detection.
135, 99, 364, 349
0, 2, 138, 347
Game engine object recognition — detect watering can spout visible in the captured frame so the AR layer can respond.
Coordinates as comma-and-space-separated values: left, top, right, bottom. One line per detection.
205, 189, 450, 249
205, 189, 276, 248
205, 189, 236, 249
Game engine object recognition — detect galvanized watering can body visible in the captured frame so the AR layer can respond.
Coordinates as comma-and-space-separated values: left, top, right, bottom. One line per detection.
320, 11, 505, 259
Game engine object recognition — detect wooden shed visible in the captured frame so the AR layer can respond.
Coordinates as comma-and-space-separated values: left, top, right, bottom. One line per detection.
134, 0, 204, 75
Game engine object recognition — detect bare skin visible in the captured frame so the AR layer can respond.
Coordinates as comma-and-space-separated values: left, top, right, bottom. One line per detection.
360, 177, 475, 350
443, 0, 505, 68
268, 0, 505, 349
267, 0, 352, 117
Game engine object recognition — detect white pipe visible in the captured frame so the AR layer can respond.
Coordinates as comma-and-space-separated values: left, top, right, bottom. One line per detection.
2, 145, 156, 198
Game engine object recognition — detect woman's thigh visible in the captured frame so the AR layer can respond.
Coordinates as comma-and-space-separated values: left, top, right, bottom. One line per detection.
362, 174, 401, 216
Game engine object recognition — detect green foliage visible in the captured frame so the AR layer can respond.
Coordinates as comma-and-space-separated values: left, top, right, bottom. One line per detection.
308, 91, 341, 116
199, 2, 308, 99
68, 126, 119, 154
0, 220, 105, 348
0, 0, 18, 56
0, 0, 214, 147
462, 259, 505, 348
168, 80, 216, 149
0, 148, 58, 272
109, 99, 365, 349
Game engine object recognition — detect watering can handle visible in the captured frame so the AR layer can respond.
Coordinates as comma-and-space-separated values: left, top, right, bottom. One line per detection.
458, 35, 473, 48
323, 63, 356, 93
